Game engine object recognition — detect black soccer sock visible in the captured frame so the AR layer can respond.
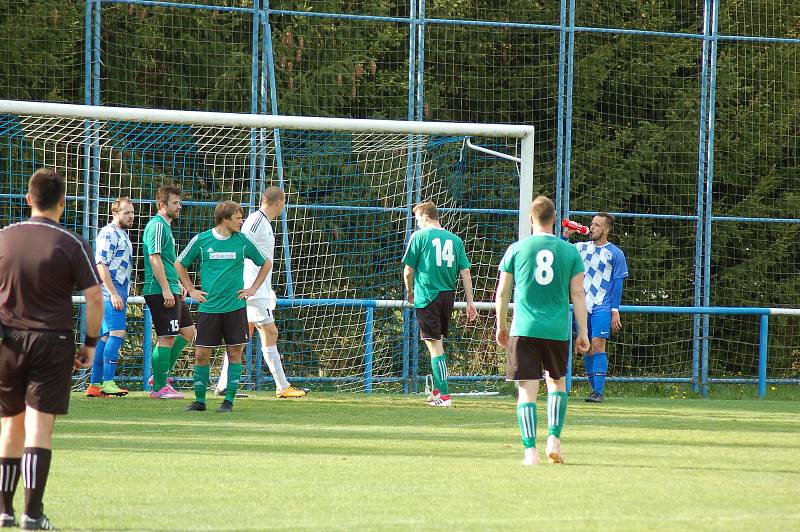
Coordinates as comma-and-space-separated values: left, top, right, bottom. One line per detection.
22, 448, 51, 519
0, 457, 21, 516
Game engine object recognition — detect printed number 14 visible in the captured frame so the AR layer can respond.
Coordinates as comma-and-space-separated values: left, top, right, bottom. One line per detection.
432, 238, 455, 268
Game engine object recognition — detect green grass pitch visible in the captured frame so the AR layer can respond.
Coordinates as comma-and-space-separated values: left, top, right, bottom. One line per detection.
31, 392, 800, 531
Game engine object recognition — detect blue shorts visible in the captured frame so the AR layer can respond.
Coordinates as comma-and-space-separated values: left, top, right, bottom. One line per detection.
574, 309, 612, 339
101, 299, 128, 336
587, 309, 612, 339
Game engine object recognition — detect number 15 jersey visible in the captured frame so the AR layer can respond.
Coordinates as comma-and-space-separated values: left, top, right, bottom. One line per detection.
499, 232, 584, 341
402, 227, 470, 309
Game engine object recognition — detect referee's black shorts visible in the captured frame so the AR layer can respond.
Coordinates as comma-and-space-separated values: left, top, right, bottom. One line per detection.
505, 336, 570, 381
0, 328, 75, 416
415, 291, 455, 341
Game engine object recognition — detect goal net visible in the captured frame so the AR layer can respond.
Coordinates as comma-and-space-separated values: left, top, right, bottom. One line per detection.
0, 100, 534, 393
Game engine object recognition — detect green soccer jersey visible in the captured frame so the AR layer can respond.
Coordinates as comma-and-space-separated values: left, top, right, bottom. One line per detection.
177, 228, 266, 313
499, 232, 584, 341
402, 227, 470, 308
142, 214, 182, 296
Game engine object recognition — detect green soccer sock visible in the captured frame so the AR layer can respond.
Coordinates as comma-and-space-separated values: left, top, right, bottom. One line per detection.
152, 345, 171, 390
547, 392, 568, 438
431, 355, 449, 396
194, 365, 210, 404
517, 402, 537, 449
225, 362, 243, 404
168, 335, 189, 372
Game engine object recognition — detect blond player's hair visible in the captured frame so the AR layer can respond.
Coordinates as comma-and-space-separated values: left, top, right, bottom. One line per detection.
530, 195, 555, 224
261, 186, 285, 205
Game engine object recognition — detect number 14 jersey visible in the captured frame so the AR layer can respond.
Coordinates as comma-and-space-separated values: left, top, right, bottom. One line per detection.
499, 232, 584, 341
402, 227, 470, 308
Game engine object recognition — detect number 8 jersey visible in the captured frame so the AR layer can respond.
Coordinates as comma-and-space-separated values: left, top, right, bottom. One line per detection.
402, 227, 470, 308
499, 232, 584, 341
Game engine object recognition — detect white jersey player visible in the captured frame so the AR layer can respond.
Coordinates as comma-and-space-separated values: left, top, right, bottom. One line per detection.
216, 187, 307, 398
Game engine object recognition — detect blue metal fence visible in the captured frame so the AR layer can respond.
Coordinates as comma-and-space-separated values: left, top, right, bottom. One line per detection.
47, 1, 800, 395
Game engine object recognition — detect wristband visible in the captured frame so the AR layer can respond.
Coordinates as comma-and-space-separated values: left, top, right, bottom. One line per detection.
84, 334, 99, 348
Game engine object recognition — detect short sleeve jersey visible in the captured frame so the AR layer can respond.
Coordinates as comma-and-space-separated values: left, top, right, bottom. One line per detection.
574, 241, 629, 313
0, 217, 101, 332
142, 214, 181, 296
177, 228, 267, 313
95, 222, 133, 300
499, 233, 584, 341
241, 210, 275, 302
401, 227, 470, 309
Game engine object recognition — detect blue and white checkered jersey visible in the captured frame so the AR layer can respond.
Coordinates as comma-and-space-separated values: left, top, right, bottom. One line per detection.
574, 241, 628, 313
95, 222, 133, 300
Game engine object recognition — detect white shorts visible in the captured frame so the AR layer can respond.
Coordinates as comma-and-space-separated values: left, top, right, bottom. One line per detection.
246, 298, 275, 326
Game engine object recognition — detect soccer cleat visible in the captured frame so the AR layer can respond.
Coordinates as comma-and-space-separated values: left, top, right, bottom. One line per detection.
184, 401, 207, 412
150, 385, 183, 400
100, 381, 129, 397
0, 513, 17, 528
276, 386, 306, 399
426, 389, 441, 402
585, 391, 604, 403
162, 384, 185, 399
20, 513, 56, 530
546, 435, 565, 464
522, 447, 540, 466
215, 400, 233, 413
427, 394, 452, 407
85, 384, 104, 398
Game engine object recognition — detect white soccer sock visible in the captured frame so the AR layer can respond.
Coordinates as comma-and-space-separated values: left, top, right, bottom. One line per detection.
216, 356, 229, 392
263, 345, 290, 392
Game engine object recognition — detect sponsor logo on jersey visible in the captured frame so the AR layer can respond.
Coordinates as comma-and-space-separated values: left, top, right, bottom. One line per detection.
209, 251, 236, 260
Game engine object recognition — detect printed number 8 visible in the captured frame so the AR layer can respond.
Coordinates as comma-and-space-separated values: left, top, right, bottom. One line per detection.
535, 250, 554, 285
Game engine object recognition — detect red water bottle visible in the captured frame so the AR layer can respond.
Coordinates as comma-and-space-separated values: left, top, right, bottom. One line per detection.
562, 218, 589, 235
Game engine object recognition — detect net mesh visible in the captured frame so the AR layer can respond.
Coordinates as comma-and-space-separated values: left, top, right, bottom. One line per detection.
0, 110, 523, 392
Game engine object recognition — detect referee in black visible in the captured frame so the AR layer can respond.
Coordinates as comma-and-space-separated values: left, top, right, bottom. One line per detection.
0, 169, 103, 530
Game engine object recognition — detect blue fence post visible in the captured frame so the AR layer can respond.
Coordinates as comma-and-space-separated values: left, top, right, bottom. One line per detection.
693, 0, 713, 395
566, 311, 573, 393
363, 307, 374, 393
143, 306, 153, 391
254, 331, 263, 390
555, 0, 568, 222
758, 314, 768, 398
411, 312, 420, 392
245, 340, 253, 390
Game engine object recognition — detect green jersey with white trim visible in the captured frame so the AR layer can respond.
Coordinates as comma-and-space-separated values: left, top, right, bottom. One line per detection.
177, 228, 266, 313
499, 233, 584, 341
142, 214, 181, 295
402, 227, 470, 308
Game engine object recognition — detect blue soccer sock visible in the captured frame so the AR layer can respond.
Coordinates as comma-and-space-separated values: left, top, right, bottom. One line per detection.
594, 352, 608, 395
102, 335, 124, 382
583, 354, 596, 392
90, 337, 107, 384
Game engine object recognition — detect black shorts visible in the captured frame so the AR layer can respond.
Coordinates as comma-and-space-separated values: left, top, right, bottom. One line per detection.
415, 291, 455, 341
0, 328, 75, 416
196, 308, 248, 347
506, 336, 569, 381
144, 294, 194, 337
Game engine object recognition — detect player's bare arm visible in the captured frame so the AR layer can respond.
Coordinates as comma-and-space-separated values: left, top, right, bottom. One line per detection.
459, 268, 478, 322
570, 272, 590, 353
403, 264, 415, 305
238, 260, 271, 299
96, 262, 123, 311
148, 253, 175, 308
494, 270, 513, 347
174, 260, 207, 303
